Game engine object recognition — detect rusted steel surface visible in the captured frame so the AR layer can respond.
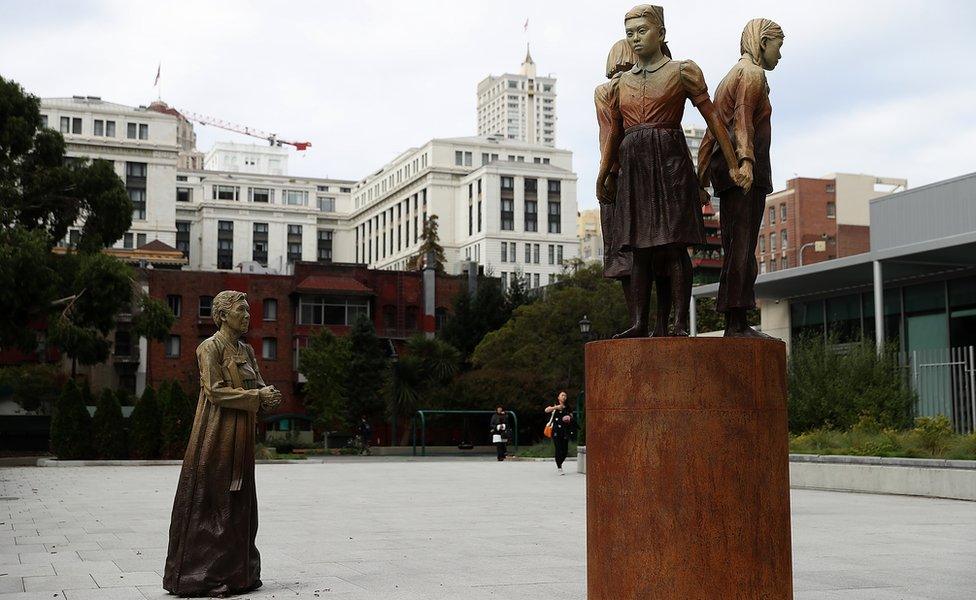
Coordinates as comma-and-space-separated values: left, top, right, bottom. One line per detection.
586, 337, 792, 599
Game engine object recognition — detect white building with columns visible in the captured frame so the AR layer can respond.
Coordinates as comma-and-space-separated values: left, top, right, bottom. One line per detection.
349, 135, 579, 288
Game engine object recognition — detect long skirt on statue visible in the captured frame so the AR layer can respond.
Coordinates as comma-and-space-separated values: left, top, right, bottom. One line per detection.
608, 122, 705, 256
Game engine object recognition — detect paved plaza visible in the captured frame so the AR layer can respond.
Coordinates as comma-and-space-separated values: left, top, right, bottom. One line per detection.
0, 459, 974, 600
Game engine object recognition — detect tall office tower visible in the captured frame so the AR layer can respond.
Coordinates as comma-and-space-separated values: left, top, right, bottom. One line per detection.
477, 47, 556, 147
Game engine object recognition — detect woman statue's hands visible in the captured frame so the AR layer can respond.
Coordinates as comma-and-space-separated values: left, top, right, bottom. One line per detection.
735, 160, 754, 192
597, 173, 617, 205
259, 386, 282, 411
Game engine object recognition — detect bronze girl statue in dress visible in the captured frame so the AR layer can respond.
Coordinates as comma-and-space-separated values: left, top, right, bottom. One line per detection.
596, 4, 745, 337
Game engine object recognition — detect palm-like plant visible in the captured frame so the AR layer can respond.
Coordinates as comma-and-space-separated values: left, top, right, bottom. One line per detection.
385, 335, 461, 443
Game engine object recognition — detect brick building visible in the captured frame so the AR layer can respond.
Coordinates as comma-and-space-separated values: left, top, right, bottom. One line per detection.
757, 173, 906, 273
145, 262, 466, 439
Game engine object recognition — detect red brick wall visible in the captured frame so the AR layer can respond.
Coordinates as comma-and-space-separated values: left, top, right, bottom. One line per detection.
835, 224, 871, 258
757, 177, 839, 271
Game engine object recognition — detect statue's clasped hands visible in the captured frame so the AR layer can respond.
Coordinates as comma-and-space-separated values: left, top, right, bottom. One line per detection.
258, 386, 282, 411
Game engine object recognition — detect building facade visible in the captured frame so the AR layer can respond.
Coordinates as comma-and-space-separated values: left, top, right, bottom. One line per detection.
476, 49, 556, 147
758, 173, 907, 273
40, 96, 180, 250
204, 141, 290, 176
173, 169, 355, 274
349, 136, 579, 288
145, 262, 466, 440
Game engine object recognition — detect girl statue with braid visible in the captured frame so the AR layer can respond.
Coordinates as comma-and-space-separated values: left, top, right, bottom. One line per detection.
698, 19, 784, 337
597, 5, 745, 338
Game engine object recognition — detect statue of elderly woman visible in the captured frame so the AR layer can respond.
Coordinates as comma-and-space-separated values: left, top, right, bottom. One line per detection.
164, 290, 281, 597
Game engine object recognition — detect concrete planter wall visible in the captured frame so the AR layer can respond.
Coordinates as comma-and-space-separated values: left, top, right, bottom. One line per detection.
576, 447, 976, 501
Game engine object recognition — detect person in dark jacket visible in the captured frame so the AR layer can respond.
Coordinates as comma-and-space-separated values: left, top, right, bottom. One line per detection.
357, 415, 372, 456
489, 406, 510, 461
545, 391, 576, 474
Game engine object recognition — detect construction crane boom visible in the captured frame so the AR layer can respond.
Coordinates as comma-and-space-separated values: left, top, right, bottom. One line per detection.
176, 108, 311, 151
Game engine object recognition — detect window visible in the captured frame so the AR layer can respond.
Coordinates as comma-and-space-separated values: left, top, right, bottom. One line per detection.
262, 338, 277, 360
166, 335, 181, 358
317, 229, 333, 262
557, 245, 564, 264
287, 225, 302, 262
137, 233, 146, 247
297, 296, 370, 325
176, 221, 190, 257
94, 119, 104, 136
214, 185, 239, 201
263, 298, 277, 321
60, 117, 70, 133
525, 200, 537, 232
249, 187, 271, 203
166, 294, 182, 317
500, 199, 514, 231
827, 202, 836, 218
176, 187, 192, 202
253, 222, 268, 265
781, 229, 788, 249
340, 186, 351, 193
759, 235, 766, 253
283, 190, 308, 206
199, 296, 214, 318
768, 206, 776, 225
217, 221, 233, 270
525, 243, 532, 263
769, 232, 777, 252
114, 330, 132, 356
533, 243, 540, 264
548, 200, 561, 234
501, 176, 514, 191
534, 273, 540, 288
780, 204, 787, 221
501, 242, 508, 263
548, 180, 561, 194
129, 189, 146, 220
317, 196, 335, 212
70, 118, 81, 134
770, 258, 777, 272
548, 244, 555, 265
139, 124, 148, 139
126, 162, 147, 178
455, 151, 464, 166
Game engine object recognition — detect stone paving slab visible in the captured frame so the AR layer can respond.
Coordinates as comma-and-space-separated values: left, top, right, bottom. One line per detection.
1, 460, 974, 599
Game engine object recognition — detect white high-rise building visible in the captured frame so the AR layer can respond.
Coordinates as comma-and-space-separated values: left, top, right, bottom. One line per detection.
477, 48, 557, 147
40, 96, 180, 250
205, 141, 290, 176
349, 136, 579, 288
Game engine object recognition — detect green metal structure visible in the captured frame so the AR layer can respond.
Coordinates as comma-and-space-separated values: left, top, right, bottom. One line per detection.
411, 410, 519, 457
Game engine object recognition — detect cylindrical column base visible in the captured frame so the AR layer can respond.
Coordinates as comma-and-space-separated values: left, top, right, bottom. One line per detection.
586, 337, 793, 599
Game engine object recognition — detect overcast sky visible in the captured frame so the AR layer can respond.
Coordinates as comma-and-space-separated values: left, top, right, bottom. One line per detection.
4, 0, 975, 208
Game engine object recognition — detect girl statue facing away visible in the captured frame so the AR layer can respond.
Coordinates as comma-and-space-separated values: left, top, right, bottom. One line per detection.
164, 290, 282, 597
698, 19, 785, 337
596, 4, 745, 338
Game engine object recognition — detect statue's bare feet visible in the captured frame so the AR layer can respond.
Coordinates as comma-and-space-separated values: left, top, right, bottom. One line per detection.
670, 327, 690, 337
613, 324, 648, 339
649, 323, 669, 337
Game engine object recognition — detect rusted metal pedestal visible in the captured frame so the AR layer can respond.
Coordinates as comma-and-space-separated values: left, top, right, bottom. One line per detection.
585, 337, 793, 599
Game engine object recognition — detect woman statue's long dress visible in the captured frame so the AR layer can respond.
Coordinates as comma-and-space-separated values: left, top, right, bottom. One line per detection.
164, 291, 280, 597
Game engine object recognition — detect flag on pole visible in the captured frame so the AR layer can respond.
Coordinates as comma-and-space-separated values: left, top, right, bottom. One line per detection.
523, 18, 529, 32
154, 63, 161, 87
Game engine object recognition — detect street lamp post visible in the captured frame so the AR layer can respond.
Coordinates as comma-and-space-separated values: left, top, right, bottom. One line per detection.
798, 235, 831, 267
577, 315, 594, 445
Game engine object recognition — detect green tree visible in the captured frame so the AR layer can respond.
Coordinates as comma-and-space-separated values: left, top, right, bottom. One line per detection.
132, 295, 176, 342
505, 272, 531, 313
300, 328, 352, 430
129, 385, 161, 459
92, 388, 127, 459
0, 75, 147, 368
345, 316, 388, 422
407, 215, 446, 272
0, 364, 62, 414
693, 296, 759, 334
49, 379, 93, 459
471, 263, 629, 392
788, 336, 916, 432
439, 277, 510, 362
385, 335, 460, 443
160, 380, 195, 459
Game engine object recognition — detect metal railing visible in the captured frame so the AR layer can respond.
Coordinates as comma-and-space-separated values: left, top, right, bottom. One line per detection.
900, 346, 976, 434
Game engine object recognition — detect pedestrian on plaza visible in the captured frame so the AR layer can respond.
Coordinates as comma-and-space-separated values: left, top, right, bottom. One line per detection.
490, 405, 511, 461
545, 391, 576, 475
357, 415, 373, 456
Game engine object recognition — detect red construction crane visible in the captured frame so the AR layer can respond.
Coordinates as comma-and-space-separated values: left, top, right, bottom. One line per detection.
176, 108, 312, 151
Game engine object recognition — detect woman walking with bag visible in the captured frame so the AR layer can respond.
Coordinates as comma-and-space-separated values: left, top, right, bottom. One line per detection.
490, 405, 510, 461
545, 391, 575, 475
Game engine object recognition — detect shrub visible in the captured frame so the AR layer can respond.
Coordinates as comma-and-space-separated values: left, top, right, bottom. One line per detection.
49, 379, 93, 459
92, 389, 127, 459
788, 337, 915, 433
0, 364, 62, 414
129, 385, 161, 459
907, 415, 954, 457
